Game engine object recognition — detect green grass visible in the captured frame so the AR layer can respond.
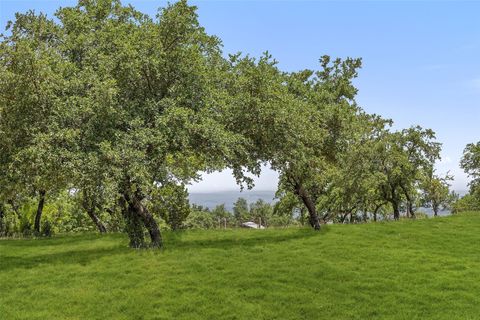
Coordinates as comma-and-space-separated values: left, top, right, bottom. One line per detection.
1, 213, 480, 319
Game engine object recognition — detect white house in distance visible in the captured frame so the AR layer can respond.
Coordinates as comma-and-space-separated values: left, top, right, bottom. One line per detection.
241, 222, 265, 229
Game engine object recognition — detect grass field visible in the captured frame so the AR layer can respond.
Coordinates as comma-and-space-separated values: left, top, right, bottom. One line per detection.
1, 213, 480, 319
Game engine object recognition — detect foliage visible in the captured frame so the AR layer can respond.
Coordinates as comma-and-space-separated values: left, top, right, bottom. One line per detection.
184, 205, 215, 229
233, 197, 249, 225
420, 170, 455, 216
0, 0, 455, 243
461, 141, 480, 197
452, 194, 480, 213
211, 204, 233, 228
249, 199, 273, 227
151, 183, 191, 231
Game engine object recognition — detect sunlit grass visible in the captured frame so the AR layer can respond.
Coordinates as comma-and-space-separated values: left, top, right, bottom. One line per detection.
1, 213, 480, 319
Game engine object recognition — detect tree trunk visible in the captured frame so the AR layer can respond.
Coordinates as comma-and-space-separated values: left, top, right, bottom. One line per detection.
34, 190, 46, 233
373, 203, 383, 222
295, 184, 321, 230
407, 201, 415, 218
401, 186, 415, 218
392, 200, 400, 221
131, 194, 162, 248
87, 209, 107, 233
433, 206, 438, 217
82, 191, 107, 233
0, 203, 5, 236
120, 196, 145, 248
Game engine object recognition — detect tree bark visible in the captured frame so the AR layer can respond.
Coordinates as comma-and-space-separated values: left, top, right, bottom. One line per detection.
87, 209, 107, 233
82, 191, 107, 233
0, 203, 5, 236
131, 193, 162, 248
407, 200, 415, 218
392, 200, 400, 221
295, 184, 321, 230
373, 203, 384, 222
401, 185, 415, 218
433, 205, 438, 217
120, 196, 145, 248
34, 190, 46, 233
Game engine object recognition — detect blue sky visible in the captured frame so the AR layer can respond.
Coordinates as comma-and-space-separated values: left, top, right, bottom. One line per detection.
1, 0, 479, 192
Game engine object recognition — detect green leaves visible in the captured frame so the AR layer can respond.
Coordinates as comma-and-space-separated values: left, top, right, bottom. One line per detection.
0, 0, 452, 236
461, 142, 480, 203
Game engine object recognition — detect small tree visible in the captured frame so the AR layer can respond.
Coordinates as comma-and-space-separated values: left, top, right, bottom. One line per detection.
233, 197, 249, 225
249, 199, 273, 227
151, 183, 190, 231
461, 142, 480, 198
185, 205, 214, 229
211, 204, 231, 229
421, 170, 454, 216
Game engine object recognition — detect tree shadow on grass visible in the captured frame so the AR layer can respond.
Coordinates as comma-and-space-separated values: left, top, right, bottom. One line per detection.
0, 232, 124, 248
0, 228, 328, 272
0, 245, 130, 272
163, 227, 327, 251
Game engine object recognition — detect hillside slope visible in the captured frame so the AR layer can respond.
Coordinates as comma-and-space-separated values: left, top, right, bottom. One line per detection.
1, 213, 480, 319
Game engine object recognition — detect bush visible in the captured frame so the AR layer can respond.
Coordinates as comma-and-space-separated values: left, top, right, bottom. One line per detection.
42, 220, 54, 237
184, 210, 215, 229
452, 194, 480, 213
20, 219, 33, 237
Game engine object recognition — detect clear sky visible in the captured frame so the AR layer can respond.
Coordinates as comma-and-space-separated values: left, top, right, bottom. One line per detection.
1, 0, 479, 192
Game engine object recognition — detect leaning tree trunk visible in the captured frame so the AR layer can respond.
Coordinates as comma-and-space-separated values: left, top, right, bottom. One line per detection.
82, 190, 107, 233
131, 192, 162, 248
120, 196, 145, 248
86, 209, 107, 233
295, 184, 321, 230
34, 190, 46, 233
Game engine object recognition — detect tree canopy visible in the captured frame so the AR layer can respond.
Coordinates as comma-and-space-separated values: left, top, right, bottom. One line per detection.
0, 0, 456, 246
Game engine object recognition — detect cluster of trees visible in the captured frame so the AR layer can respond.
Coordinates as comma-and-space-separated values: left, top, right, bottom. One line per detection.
185, 198, 296, 230
454, 142, 480, 212
0, 0, 461, 248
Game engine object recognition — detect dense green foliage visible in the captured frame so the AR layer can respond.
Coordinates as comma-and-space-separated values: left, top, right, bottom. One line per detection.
452, 194, 480, 213
454, 141, 480, 213
1, 213, 480, 319
0, 0, 467, 246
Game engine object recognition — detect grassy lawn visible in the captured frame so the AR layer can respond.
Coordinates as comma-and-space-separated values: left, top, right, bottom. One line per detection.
1, 213, 480, 319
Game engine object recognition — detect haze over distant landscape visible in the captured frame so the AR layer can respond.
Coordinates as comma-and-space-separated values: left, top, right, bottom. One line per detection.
2, 0, 478, 193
